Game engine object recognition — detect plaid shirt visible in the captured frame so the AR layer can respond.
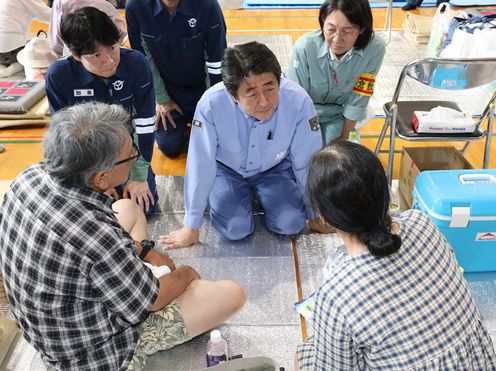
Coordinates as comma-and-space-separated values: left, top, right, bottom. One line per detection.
298, 210, 496, 370
0, 164, 159, 370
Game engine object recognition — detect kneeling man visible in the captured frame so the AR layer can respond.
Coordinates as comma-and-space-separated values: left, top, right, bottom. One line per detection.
0, 102, 245, 370
161, 42, 329, 249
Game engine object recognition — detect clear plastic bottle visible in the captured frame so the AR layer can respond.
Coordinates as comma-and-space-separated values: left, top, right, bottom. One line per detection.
348, 130, 360, 144
206, 330, 228, 367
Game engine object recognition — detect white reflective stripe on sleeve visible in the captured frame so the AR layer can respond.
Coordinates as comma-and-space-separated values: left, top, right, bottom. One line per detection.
207, 67, 221, 75
206, 61, 221, 68
134, 117, 155, 134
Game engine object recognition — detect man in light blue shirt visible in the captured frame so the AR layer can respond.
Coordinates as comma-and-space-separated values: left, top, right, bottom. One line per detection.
159, 42, 329, 248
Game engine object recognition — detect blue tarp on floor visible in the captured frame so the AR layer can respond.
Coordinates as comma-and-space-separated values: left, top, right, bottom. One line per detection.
450, 0, 496, 5
243, 0, 438, 9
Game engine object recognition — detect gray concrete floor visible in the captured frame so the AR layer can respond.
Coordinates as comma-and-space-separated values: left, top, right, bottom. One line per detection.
1, 32, 495, 371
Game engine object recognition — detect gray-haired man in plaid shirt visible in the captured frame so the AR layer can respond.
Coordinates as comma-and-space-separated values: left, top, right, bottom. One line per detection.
0, 101, 245, 370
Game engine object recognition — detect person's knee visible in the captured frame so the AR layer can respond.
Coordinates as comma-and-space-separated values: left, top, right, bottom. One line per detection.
156, 140, 184, 158
221, 217, 254, 241
218, 280, 246, 313
112, 198, 146, 233
155, 130, 186, 158
112, 198, 141, 215
268, 211, 306, 236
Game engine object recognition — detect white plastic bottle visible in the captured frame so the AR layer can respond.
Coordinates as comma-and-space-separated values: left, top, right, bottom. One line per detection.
206, 330, 228, 367
348, 130, 360, 144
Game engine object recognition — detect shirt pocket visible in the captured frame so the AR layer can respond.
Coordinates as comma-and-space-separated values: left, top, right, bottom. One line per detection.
309, 78, 330, 102
217, 146, 243, 170
261, 139, 289, 171
140, 32, 166, 54
180, 32, 204, 61
117, 94, 134, 113
141, 32, 162, 42
118, 93, 133, 104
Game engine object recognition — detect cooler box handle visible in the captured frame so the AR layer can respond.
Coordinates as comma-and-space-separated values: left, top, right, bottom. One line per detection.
458, 173, 496, 185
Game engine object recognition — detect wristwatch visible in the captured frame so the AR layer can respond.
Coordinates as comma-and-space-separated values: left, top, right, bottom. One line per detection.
139, 239, 155, 260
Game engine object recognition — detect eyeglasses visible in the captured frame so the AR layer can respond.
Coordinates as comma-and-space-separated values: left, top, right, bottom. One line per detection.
323, 28, 360, 39
114, 144, 140, 167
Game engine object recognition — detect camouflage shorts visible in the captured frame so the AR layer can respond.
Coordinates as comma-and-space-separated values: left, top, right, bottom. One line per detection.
127, 300, 191, 371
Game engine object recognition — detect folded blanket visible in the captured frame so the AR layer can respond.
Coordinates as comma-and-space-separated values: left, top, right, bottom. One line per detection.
403, 13, 433, 44
0, 96, 49, 120
0, 96, 49, 128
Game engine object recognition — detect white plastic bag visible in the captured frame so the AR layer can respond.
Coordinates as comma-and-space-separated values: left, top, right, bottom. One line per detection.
427, 2, 453, 56
441, 18, 496, 58
471, 28, 496, 57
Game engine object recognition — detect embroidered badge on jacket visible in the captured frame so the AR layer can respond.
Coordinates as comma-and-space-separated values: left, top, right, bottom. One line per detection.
308, 115, 320, 131
112, 80, 124, 91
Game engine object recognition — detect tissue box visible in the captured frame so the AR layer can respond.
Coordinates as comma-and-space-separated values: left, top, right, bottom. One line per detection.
412, 106, 476, 133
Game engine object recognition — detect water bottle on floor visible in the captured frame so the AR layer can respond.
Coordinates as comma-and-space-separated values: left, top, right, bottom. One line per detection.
206, 330, 228, 367
348, 130, 360, 144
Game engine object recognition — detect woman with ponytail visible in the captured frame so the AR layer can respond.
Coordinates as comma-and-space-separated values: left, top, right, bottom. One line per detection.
296, 142, 496, 370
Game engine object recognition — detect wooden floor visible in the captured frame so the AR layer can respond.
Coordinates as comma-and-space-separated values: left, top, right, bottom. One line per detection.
1, 6, 494, 181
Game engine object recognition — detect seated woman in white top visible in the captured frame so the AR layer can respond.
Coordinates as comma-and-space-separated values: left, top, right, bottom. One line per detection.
297, 141, 496, 370
0, 0, 50, 77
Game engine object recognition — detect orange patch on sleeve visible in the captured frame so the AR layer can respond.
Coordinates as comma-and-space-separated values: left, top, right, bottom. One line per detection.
352, 73, 376, 97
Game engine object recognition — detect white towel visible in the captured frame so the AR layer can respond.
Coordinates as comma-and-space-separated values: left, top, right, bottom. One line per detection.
143, 263, 171, 278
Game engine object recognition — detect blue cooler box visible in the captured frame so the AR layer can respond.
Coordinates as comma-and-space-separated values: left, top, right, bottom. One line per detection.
412, 170, 496, 272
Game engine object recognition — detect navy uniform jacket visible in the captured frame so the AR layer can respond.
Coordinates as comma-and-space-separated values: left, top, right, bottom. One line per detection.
125, 0, 226, 104
184, 78, 322, 228
45, 48, 156, 182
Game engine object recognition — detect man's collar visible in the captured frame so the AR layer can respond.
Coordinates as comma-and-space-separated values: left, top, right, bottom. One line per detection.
176, 0, 193, 16
153, 0, 192, 17
317, 34, 330, 59
228, 92, 251, 119
78, 62, 99, 86
152, 0, 164, 16
42, 164, 114, 214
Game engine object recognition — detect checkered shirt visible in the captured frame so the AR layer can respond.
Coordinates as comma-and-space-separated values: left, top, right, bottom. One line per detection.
0, 164, 159, 370
298, 209, 496, 370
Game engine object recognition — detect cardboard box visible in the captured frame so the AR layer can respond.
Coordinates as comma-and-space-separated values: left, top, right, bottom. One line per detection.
399, 190, 410, 212
0, 272, 7, 304
399, 147, 473, 208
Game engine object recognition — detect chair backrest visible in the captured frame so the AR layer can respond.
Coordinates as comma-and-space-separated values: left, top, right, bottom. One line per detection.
391, 57, 496, 103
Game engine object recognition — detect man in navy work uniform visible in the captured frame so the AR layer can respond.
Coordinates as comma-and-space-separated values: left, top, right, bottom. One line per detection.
125, 0, 227, 157
159, 42, 332, 249
45, 7, 158, 213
